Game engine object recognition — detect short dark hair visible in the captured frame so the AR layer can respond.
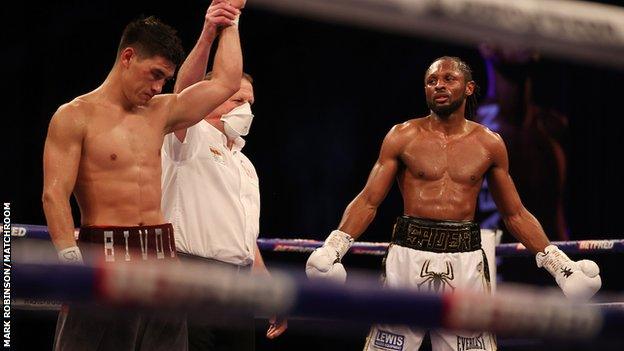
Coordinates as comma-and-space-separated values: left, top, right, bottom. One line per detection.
204, 71, 254, 84
428, 56, 480, 120
117, 16, 185, 66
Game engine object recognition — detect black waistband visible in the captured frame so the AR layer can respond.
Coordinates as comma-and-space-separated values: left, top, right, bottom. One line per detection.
78, 223, 177, 262
391, 216, 481, 253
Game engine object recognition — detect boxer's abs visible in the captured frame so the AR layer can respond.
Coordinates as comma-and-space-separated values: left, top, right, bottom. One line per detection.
398, 168, 484, 221
59, 96, 171, 226
74, 161, 165, 227
397, 135, 492, 221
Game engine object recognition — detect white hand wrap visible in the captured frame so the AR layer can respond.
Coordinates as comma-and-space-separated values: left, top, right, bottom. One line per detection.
536, 245, 601, 300
305, 230, 354, 283
58, 246, 84, 264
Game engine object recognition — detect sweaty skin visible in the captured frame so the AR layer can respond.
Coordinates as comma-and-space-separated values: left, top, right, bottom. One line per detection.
42, 12, 243, 251
338, 59, 550, 254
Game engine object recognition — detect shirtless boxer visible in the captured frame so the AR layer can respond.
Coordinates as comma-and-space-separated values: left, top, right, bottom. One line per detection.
305, 56, 602, 351
42, 3, 244, 350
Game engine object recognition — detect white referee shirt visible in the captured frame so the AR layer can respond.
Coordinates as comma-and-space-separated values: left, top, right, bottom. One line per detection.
161, 120, 260, 266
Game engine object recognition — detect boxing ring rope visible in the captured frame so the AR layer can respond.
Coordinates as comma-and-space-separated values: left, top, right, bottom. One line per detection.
8, 223, 624, 345
250, 0, 624, 69
11, 223, 624, 257
10, 256, 624, 341
258, 238, 624, 257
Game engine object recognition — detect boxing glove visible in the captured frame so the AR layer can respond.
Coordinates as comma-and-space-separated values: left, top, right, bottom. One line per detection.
536, 245, 601, 300
305, 230, 354, 283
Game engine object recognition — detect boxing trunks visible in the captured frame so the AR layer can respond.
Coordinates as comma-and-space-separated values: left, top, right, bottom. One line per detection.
76, 223, 178, 262
364, 216, 497, 351
53, 224, 187, 351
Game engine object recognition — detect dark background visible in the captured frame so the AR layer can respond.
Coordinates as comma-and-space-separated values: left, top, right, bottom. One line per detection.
5, 0, 624, 350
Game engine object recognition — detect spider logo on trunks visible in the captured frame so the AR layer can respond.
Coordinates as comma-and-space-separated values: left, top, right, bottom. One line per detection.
418, 260, 455, 292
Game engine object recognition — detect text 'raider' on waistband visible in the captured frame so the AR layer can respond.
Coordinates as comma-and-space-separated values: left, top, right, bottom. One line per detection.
391, 216, 481, 253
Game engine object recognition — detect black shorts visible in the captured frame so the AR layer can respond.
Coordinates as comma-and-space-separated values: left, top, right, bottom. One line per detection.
54, 224, 186, 351
54, 306, 187, 351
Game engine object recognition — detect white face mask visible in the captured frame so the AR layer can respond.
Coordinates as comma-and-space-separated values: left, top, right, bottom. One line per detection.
220, 102, 254, 139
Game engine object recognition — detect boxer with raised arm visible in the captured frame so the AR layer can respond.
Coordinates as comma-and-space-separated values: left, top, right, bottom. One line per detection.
42, 3, 245, 350
305, 57, 601, 351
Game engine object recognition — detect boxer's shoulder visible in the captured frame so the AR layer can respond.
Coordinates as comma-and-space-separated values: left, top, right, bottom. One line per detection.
56, 96, 89, 115
472, 123, 505, 148
49, 97, 91, 135
388, 117, 428, 137
471, 120, 500, 137
143, 93, 174, 111
475, 125, 508, 163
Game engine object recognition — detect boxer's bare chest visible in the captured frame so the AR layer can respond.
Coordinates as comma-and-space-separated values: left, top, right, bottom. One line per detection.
400, 131, 492, 185
80, 105, 165, 172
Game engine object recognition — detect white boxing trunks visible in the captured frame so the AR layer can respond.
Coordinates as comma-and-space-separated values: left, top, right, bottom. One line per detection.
364, 216, 497, 351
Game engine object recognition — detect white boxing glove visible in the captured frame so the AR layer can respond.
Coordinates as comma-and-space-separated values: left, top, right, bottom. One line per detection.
58, 246, 84, 264
536, 245, 601, 300
305, 230, 354, 283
